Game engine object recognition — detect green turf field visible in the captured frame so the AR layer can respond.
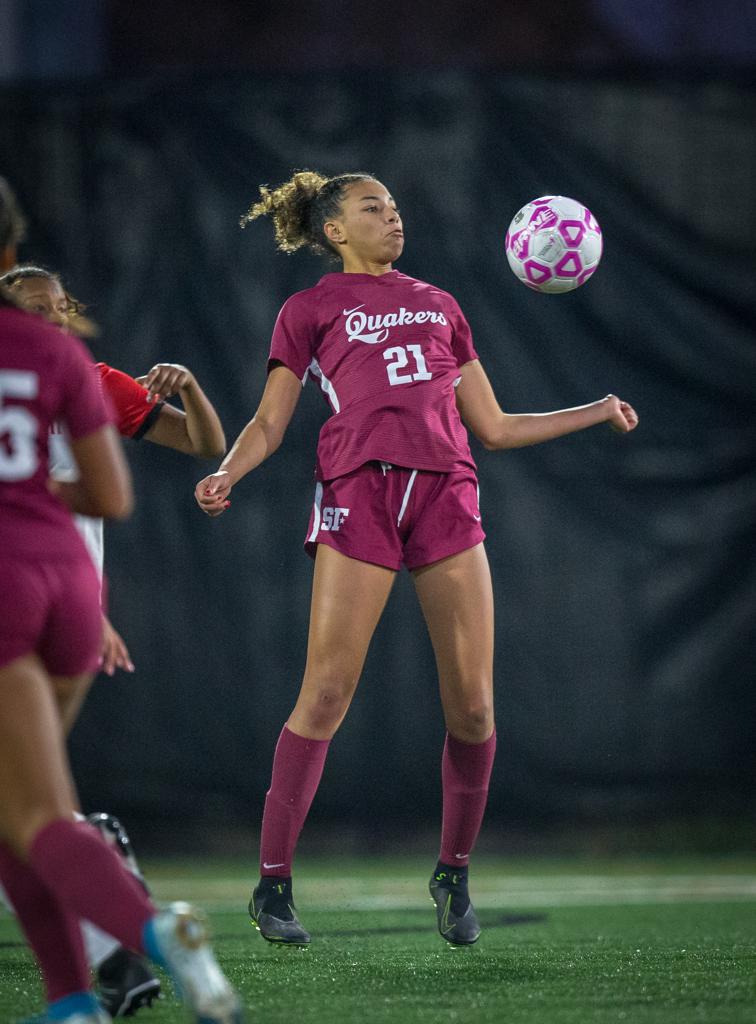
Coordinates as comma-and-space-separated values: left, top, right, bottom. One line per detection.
1, 856, 754, 1023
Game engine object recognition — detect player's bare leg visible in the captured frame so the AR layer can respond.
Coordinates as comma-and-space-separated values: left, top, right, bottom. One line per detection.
36, 671, 162, 1016
0, 654, 79, 852
50, 670, 94, 737
0, 663, 157, 1015
412, 543, 496, 944
0, 654, 96, 1016
251, 544, 396, 944
289, 544, 397, 739
0, 654, 243, 1023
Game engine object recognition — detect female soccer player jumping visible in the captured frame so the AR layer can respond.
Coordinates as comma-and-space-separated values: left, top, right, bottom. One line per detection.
195, 171, 639, 946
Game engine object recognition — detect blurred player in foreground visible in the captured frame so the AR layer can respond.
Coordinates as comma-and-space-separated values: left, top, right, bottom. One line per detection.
0, 287, 244, 1023
0, 181, 226, 1016
195, 170, 639, 947
0, 263, 226, 679
0, 264, 226, 1016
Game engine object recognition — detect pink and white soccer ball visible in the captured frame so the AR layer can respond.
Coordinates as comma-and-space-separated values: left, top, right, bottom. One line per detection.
505, 196, 603, 293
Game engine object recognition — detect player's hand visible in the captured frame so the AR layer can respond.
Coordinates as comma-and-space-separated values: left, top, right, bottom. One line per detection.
195, 470, 232, 517
136, 363, 194, 403
602, 394, 639, 433
100, 615, 134, 676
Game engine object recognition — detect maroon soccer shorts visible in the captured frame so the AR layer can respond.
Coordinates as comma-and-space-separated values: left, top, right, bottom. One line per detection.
0, 555, 102, 675
304, 461, 485, 571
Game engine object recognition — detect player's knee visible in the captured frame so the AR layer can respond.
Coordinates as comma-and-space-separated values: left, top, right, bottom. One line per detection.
448, 699, 494, 743
313, 685, 351, 720
299, 675, 356, 733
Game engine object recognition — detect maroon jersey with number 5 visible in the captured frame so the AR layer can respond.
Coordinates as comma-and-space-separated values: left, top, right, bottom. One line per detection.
268, 271, 478, 480
0, 306, 112, 558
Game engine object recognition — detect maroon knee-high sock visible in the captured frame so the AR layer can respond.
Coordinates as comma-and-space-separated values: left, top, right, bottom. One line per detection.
28, 819, 154, 954
259, 725, 330, 877
0, 840, 89, 1003
439, 730, 497, 867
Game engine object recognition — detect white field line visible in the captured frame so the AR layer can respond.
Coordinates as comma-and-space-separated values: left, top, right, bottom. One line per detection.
148, 874, 756, 912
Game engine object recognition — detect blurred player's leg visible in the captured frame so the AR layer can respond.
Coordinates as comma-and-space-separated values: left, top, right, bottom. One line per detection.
251, 545, 395, 944
2, 808, 161, 1016
50, 662, 161, 1018
0, 841, 90, 1010
51, 670, 95, 736
0, 654, 103, 1020
83, 812, 161, 1017
0, 653, 243, 1023
413, 543, 497, 944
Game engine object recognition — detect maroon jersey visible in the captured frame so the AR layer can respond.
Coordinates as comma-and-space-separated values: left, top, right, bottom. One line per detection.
0, 307, 112, 558
269, 271, 478, 480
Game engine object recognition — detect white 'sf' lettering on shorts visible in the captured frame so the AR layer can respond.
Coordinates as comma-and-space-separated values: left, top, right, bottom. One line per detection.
305, 461, 484, 571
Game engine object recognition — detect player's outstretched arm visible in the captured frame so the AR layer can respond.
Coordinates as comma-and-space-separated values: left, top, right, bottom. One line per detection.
136, 363, 226, 458
195, 364, 302, 517
455, 359, 639, 450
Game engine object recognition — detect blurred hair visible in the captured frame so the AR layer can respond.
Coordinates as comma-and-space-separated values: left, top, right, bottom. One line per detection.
0, 264, 98, 337
0, 177, 27, 250
0, 284, 23, 309
241, 170, 375, 256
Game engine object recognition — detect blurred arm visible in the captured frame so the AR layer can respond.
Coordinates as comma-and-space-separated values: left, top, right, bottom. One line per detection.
55, 425, 133, 518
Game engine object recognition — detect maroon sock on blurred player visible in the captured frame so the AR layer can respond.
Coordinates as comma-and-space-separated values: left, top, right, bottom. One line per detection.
27, 819, 154, 954
439, 730, 496, 867
0, 840, 89, 1002
259, 725, 330, 877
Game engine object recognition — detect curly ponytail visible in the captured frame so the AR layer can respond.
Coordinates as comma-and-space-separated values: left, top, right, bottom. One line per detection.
240, 170, 375, 256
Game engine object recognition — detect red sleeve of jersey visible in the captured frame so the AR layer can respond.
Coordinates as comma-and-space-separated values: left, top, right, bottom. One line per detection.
96, 363, 162, 438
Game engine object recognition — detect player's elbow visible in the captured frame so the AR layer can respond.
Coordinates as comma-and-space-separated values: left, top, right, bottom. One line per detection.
105, 492, 134, 520
475, 423, 506, 451
195, 437, 227, 460
476, 413, 519, 451
97, 477, 134, 519
479, 433, 501, 451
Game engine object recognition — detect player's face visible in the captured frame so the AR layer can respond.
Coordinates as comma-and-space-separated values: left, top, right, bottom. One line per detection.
327, 180, 404, 268
12, 276, 69, 328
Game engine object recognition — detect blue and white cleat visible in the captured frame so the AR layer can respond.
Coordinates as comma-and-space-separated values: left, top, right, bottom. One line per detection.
18, 1011, 111, 1024
149, 902, 243, 1023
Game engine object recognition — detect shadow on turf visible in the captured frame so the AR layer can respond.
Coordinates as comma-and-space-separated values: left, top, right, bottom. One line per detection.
318, 912, 547, 939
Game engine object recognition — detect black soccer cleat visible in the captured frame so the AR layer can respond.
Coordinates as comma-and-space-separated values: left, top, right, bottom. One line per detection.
248, 876, 311, 946
96, 946, 162, 1017
86, 812, 150, 894
429, 868, 481, 946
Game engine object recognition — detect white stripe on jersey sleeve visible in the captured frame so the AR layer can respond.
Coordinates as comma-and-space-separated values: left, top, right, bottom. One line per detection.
307, 358, 340, 413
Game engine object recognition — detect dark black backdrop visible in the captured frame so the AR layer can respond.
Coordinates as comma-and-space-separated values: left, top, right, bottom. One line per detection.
1, 71, 754, 851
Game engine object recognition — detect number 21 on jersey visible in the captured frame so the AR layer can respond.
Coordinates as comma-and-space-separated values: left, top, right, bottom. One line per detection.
0, 370, 40, 481
383, 344, 432, 386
